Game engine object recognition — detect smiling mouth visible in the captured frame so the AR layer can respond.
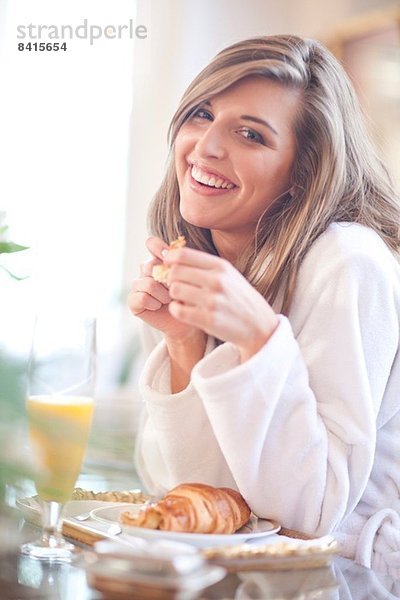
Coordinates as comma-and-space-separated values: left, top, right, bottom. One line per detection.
190, 164, 236, 190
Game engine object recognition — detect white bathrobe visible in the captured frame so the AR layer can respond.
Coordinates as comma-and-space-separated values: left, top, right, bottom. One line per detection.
134, 222, 400, 573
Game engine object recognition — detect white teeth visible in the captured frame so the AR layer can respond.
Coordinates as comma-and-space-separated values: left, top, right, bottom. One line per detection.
191, 165, 234, 189
199, 173, 210, 185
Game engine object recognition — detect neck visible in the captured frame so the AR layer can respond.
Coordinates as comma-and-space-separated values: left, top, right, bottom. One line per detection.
211, 230, 251, 264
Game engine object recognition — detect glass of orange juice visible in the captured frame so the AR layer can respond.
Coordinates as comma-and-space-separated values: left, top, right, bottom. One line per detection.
20, 313, 96, 562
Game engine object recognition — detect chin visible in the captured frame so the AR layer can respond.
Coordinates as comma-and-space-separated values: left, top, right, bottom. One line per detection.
180, 205, 211, 229
183, 215, 211, 229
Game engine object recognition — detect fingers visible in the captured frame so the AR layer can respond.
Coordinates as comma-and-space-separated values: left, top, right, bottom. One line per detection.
128, 276, 171, 316
128, 290, 162, 315
168, 300, 211, 332
165, 249, 230, 295
167, 264, 203, 288
169, 300, 194, 323
169, 279, 222, 310
146, 236, 169, 261
169, 280, 200, 305
140, 256, 161, 278
167, 262, 227, 297
165, 246, 225, 270
132, 276, 171, 304
168, 280, 223, 332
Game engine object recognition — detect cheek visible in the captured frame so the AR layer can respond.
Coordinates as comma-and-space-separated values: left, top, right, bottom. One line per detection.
237, 156, 269, 191
174, 134, 191, 178
253, 155, 292, 192
175, 129, 193, 158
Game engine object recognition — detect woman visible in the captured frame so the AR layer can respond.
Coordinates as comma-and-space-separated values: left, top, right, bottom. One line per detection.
128, 35, 400, 571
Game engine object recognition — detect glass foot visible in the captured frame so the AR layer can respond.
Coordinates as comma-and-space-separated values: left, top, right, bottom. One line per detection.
20, 499, 83, 562
20, 536, 82, 563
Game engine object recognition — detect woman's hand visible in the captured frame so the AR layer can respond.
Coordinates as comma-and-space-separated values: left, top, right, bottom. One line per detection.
127, 237, 203, 343
165, 246, 279, 362
128, 237, 208, 392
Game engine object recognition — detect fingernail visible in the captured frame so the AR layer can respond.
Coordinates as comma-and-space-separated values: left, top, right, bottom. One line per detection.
161, 249, 168, 258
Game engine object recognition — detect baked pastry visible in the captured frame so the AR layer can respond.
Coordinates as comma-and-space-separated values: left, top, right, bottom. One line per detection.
152, 236, 186, 283
120, 483, 251, 534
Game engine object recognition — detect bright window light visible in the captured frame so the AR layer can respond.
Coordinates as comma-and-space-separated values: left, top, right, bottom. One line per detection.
0, 1, 136, 371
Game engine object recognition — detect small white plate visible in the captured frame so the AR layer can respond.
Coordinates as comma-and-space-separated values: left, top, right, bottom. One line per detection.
90, 503, 144, 525
89, 506, 280, 548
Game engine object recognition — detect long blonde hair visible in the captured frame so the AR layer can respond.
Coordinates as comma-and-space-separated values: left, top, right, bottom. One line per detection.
148, 35, 400, 314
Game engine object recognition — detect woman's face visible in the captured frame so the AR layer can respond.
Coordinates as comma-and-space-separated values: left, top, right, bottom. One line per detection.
174, 76, 300, 250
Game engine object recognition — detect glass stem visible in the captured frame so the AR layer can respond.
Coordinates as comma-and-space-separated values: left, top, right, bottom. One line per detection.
40, 500, 65, 546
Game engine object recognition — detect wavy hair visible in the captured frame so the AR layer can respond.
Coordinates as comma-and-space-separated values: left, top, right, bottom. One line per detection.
148, 34, 400, 314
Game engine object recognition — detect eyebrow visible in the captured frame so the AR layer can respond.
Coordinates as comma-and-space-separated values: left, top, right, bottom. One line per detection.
240, 115, 279, 137
201, 100, 279, 137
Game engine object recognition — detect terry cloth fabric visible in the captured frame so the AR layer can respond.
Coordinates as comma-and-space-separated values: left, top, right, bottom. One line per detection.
135, 222, 400, 572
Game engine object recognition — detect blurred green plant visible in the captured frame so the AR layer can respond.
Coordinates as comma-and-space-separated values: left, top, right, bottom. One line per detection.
0, 211, 28, 280
0, 213, 29, 508
0, 350, 29, 497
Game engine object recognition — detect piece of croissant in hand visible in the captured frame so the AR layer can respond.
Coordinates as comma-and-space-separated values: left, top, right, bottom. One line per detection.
152, 235, 186, 283
120, 483, 251, 534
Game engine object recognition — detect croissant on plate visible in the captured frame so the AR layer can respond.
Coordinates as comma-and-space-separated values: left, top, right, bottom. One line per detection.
120, 483, 251, 534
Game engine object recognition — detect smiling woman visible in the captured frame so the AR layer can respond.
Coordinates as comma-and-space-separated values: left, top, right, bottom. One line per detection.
174, 77, 298, 253
127, 34, 400, 574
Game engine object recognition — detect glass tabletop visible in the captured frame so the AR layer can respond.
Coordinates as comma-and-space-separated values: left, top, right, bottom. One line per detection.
3, 469, 400, 599
2, 549, 400, 599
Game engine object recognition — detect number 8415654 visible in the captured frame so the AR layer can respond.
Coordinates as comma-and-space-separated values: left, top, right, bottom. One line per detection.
18, 42, 67, 51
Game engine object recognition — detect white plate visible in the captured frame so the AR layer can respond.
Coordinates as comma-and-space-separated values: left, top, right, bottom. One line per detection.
90, 503, 143, 525
90, 506, 280, 548
16, 496, 130, 527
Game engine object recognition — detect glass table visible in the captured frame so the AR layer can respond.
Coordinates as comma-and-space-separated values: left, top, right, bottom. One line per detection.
2, 546, 400, 599
2, 468, 399, 599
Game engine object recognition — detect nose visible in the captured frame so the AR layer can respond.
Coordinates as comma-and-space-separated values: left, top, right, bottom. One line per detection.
195, 121, 227, 160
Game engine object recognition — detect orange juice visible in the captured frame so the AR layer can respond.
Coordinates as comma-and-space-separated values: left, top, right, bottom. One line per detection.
27, 395, 94, 503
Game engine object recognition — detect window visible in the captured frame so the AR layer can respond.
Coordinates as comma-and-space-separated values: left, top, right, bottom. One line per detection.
0, 0, 136, 389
